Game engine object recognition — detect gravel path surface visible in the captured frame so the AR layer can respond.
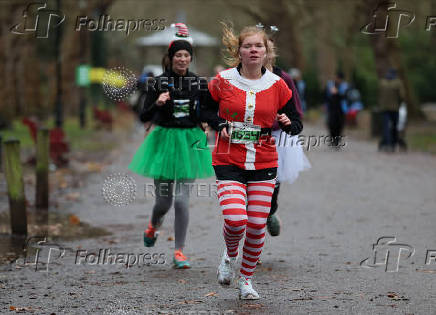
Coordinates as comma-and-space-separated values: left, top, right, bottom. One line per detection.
1, 123, 435, 315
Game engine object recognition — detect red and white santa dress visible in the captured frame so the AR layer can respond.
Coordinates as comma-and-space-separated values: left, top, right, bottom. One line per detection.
201, 64, 302, 279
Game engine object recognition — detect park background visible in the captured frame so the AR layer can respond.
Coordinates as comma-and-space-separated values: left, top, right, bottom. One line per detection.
0, 0, 436, 123
0, 1, 436, 314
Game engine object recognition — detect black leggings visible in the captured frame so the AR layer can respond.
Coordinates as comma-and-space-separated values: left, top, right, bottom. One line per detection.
269, 182, 281, 216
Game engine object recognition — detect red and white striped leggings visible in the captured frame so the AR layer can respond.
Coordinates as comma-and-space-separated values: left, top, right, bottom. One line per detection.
217, 179, 275, 278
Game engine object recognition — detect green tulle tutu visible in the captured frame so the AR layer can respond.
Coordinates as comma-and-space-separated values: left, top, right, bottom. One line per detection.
129, 126, 214, 180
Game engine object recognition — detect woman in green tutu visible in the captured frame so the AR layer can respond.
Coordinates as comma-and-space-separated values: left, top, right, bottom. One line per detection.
129, 23, 214, 268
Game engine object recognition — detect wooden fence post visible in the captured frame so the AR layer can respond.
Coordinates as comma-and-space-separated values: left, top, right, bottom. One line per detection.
36, 128, 49, 210
0, 135, 3, 172
3, 139, 27, 235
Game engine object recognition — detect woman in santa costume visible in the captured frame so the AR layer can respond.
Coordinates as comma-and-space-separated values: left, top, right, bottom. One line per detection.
201, 23, 303, 299
129, 23, 214, 269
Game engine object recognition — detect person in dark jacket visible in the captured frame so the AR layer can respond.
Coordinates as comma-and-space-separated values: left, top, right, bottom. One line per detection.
325, 71, 349, 147
378, 68, 405, 152
129, 28, 214, 269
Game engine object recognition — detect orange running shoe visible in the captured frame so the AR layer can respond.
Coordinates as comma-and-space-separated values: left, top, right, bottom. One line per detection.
143, 222, 158, 247
173, 249, 191, 269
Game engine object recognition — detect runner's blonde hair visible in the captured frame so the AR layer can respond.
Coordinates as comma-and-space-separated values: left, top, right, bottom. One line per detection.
264, 39, 278, 71
221, 22, 271, 68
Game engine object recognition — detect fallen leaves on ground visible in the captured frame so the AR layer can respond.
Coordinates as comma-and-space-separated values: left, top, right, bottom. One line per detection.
68, 215, 80, 225
292, 296, 313, 301
167, 236, 174, 241
65, 192, 80, 201
86, 162, 103, 173
316, 296, 336, 299
103, 238, 119, 244
48, 223, 63, 234
59, 180, 68, 189
9, 306, 35, 313
387, 292, 409, 301
242, 303, 264, 309
204, 291, 218, 297
416, 269, 436, 274
178, 300, 202, 304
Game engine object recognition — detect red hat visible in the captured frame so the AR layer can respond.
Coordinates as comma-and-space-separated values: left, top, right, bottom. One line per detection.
170, 23, 193, 45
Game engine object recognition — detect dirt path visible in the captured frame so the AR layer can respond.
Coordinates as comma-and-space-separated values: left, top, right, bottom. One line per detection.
1, 122, 436, 314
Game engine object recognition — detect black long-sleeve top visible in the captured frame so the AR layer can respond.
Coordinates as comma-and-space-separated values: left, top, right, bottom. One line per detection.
139, 69, 207, 128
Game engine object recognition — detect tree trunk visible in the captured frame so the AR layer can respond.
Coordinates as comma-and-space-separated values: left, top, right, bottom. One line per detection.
362, 0, 423, 118
431, 0, 436, 49
0, 3, 25, 126
314, 5, 337, 87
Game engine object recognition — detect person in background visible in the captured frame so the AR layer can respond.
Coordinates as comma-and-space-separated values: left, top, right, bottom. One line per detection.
345, 87, 364, 126
264, 39, 310, 238
134, 71, 155, 117
289, 68, 307, 112
378, 68, 405, 152
397, 101, 408, 152
129, 23, 214, 269
325, 71, 349, 147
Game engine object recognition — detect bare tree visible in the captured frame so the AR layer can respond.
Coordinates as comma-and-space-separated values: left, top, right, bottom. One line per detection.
58, 0, 116, 118
431, 0, 436, 49
362, 0, 422, 118
0, 1, 26, 126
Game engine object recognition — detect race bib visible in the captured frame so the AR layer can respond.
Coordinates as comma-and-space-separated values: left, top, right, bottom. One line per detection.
230, 121, 261, 144
173, 99, 190, 118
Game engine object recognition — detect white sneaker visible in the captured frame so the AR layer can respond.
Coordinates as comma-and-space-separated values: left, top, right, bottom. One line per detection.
217, 250, 236, 286
238, 276, 260, 300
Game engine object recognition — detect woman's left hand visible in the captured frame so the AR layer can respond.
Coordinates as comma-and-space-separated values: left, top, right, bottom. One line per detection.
277, 113, 291, 126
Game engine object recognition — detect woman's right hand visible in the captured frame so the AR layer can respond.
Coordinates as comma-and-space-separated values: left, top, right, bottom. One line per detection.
156, 91, 170, 106
219, 126, 230, 140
